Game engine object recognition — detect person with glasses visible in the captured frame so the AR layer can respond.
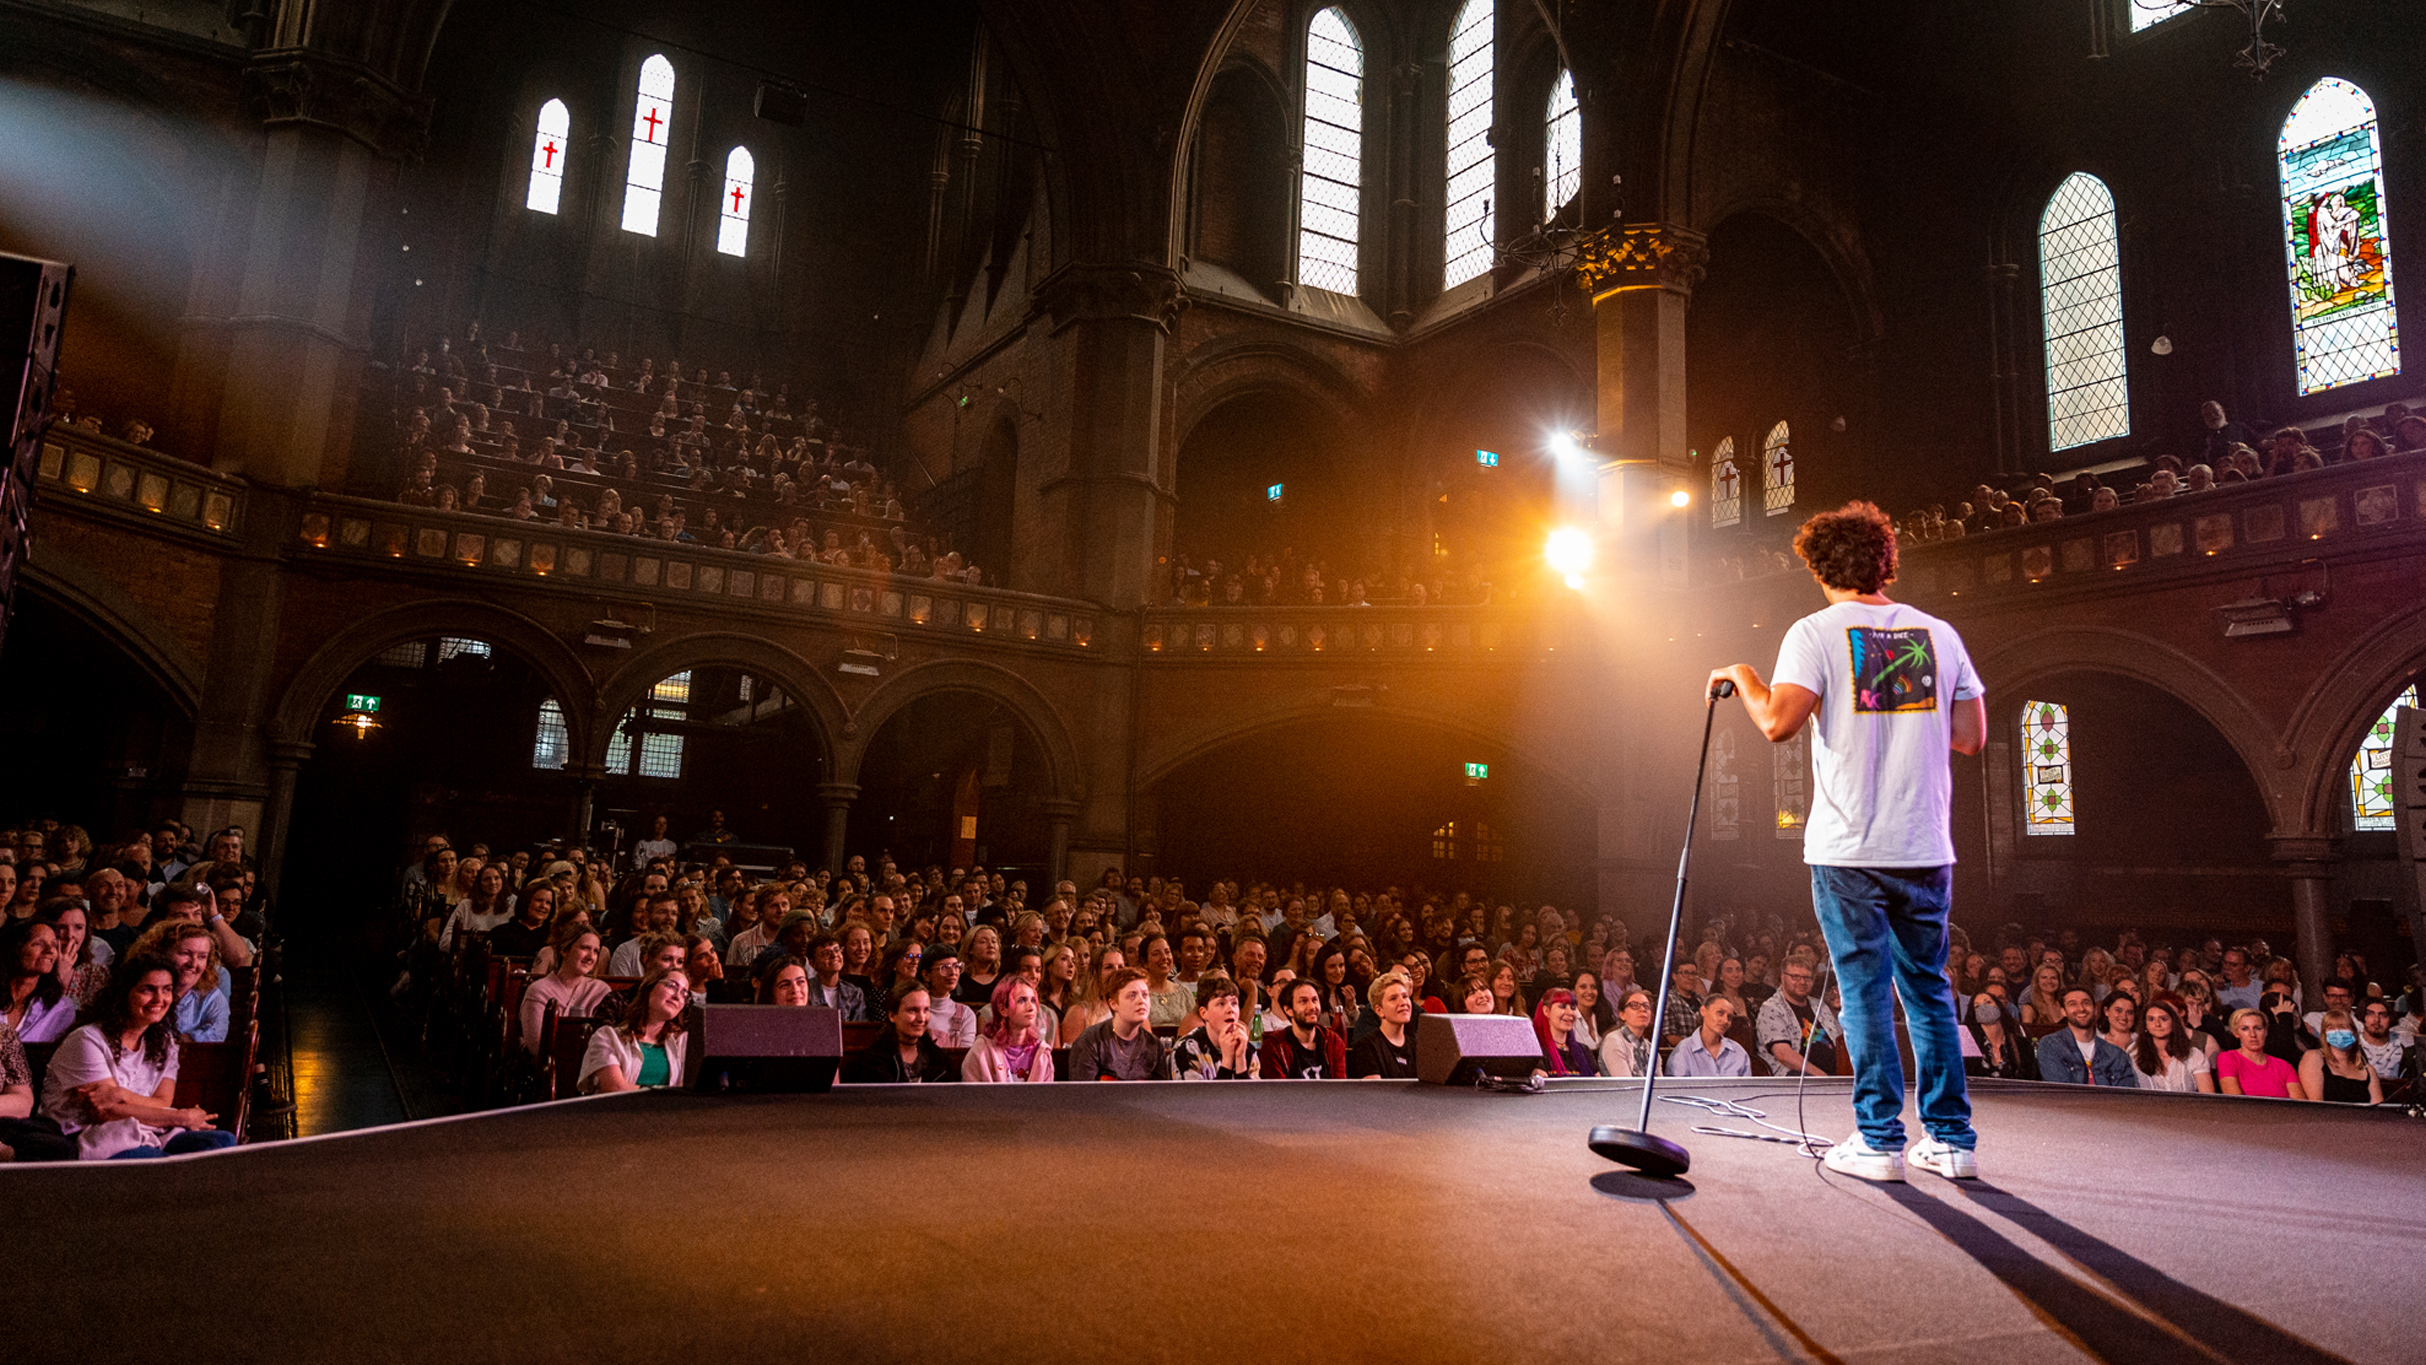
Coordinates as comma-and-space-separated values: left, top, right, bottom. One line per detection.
921, 947, 977, 1048
1756, 959, 1839, 1077
1600, 988, 1659, 1078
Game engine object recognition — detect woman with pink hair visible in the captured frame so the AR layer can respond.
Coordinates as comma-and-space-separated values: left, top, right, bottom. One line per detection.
962, 976, 1055, 1082
1532, 988, 1597, 1077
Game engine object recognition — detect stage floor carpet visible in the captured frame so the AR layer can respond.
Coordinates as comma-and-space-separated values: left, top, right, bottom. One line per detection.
7, 1076, 2421, 1363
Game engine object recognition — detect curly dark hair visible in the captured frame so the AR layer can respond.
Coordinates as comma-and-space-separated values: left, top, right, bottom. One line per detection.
86, 952, 180, 1070
1793, 500, 1899, 594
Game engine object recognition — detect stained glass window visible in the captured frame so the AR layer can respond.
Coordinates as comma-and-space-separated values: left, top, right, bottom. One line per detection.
621, 55, 676, 237
1443, 0, 1496, 290
527, 99, 570, 214
2040, 173, 2129, 451
1296, 9, 1363, 296
2022, 701, 2074, 835
1543, 68, 1579, 222
532, 698, 569, 770
1761, 421, 1794, 516
2350, 685, 2418, 830
1710, 729, 1739, 841
717, 147, 754, 257
2280, 79, 2401, 395
437, 637, 491, 661
1774, 729, 1807, 839
2130, 0, 2194, 32
1710, 436, 1741, 528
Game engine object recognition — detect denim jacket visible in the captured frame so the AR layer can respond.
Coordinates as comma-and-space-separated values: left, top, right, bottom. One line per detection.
2034, 1029, 2137, 1087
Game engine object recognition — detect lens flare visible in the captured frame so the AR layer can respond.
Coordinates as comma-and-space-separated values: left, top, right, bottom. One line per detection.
1545, 527, 1594, 588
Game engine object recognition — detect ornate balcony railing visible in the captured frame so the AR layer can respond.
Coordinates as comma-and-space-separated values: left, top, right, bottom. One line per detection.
295, 494, 1102, 652
36, 425, 244, 541
1140, 604, 1575, 659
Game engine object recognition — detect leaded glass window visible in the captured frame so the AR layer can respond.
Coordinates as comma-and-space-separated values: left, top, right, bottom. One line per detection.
2350, 685, 2418, 830
1761, 421, 1794, 516
2040, 173, 2129, 451
1298, 9, 1363, 296
2130, 1, 2194, 31
717, 147, 755, 257
527, 99, 570, 214
606, 671, 691, 778
621, 55, 676, 237
532, 698, 569, 770
1710, 729, 1739, 841
2022, 701, 2074, 835
437, 637, 491, 661
1774, 729, 1807, 839
1443, 0, 1496, 290
1543, 68, 1579, 222
1710, 436, 1741, 528
2280, 79, 2401, 395
1431, 820, 1457, 860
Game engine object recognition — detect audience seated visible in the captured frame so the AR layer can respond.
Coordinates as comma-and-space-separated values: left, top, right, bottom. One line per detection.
961, 977, 1053, 1082
843, 983, 956, 1084
578, 967, 691, 1093
38, 953, 238, 1158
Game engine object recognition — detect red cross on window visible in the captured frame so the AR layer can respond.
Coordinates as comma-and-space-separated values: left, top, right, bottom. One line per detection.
641, 106, 663, 143
729, 185, 745, 214
541, 140, 559, 169
1716, 464, 1737, 498
1771, 449, 1792, 481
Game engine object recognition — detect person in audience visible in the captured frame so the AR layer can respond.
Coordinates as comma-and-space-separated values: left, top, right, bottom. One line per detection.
1261, 977, 1346, 1079
962, 977, 1054, 1083
2258, 989, 2313, 1066
2214, 949, 2262, 1012
2098, 992, 2139, 1055
957, 925, 1004, 1005
1660, 960, 1706, 1045
39, 953, 235, 1158
923, 946, 978, 1048
1668, 996, 1750, 1077
440, 862, 515, 951
684, 935, 742, 1005
1756, 959, 1838, 1077
1488, 961, 1525, 1019
756, 955, 812, 1006
609, 893, 683, 975
520, 925, 610, 1057
487, 881, 557, 959
1964, 990, 2034, 1080
1598, 988, 1658, 1078
1060, 944, 1123, 1045
2300, 1007, 2381, 1105
1, 919, 75, 1044
1069, 968, 1170, 1081
2020, 962, 2066, 1026
2356, 998, 2408, 1085
1174, 975, 1257, 1079
131, 920, 226, 1043
800, 933, 873, 1022
37, 901, 110, 1010
2217, 1008, 2306, 1099
1141, 933, 1193, 1028
1038, 942, 1082, 1026
2131, 1000, 2213, 1093
2036, 987, 2136, 1087
1532, 987, 1596, 1077
1569, 970, 1609, 1053
578, 966, 691, 1094
2300, 981, 2355, 1039
0, 1016, 78, 1161
1347, 969, 1418, 1079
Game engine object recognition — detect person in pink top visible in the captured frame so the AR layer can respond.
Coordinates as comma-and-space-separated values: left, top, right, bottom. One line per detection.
962, 977, 1054, 1083
2216, 1008, 2307, 1100
519, 924, 611, 1057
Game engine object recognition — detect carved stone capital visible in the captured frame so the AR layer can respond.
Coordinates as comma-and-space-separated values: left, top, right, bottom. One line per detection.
1032, 263, 1188, 335
1573, 222, 1710, 300
243, 50, 433, 162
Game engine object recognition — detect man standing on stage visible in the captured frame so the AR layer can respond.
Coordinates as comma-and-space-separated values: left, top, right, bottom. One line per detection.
1710, 501, 1985, 1182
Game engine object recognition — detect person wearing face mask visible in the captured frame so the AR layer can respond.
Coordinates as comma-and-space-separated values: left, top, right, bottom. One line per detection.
2299, 1008, 2382, 1105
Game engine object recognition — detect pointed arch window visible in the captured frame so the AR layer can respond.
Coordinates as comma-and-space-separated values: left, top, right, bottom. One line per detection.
1298, 8, 1364, 296
2130, 1, 2194, 31
717, 147, 755, 257
1774, 729, 1808, 838
2350, 685, 2418, 830
527, 99, 570, 214
532, 698, 569, 770
1761, 420, 1794, 516
1710, 729, 1740, 841
2281, 79, 2400, 395
2040, 172, 2129, 451
621, 55, 676, 236
2022, 701, 2075, 835
1443, 0, 1496, 290
1543, 68, 1579, 222
1710, 436, 1741, 528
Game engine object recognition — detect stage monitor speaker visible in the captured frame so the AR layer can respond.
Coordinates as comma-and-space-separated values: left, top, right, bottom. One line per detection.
0, 253, 72, 661
1416, 1012, 1542, 1085
688, 1004, 843, 1093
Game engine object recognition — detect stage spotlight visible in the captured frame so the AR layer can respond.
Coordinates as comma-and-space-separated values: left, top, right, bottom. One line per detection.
1550, 431, 1589, 463
1545, 526, 1593, 589
1668, 488, 1692, 509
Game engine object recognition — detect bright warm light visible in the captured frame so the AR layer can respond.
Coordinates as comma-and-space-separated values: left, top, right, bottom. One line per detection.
1669, 489, 1692, 508
1549, 432, 1582, 462
1545, 526, 1593, 584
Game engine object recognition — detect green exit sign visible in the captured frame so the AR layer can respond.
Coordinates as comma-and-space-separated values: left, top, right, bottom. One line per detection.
344, 693, 381, 713
1464, 762, 1489, 780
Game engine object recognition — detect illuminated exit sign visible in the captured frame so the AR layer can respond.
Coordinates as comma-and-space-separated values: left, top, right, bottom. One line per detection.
1464, 761, 1490, 780
1267, 483, 1284, 502
344, 693, 381, 713
1476, 449, 1500, 467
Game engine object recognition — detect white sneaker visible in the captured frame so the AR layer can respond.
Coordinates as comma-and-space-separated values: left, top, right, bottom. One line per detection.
1822, 1132, 1905, 1182
1909, 1137, 1979, 1179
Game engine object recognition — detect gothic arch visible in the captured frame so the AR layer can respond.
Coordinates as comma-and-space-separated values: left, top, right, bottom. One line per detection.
589, 631, 848, 772
1172, 336, 1372, 451
1697, 200, 1886, 352
1969, 623, 2287, 831
836, 657, 1082, 801
2281, 599, 2426, 835
18, 551, 204, 717
269, 598, 597, 755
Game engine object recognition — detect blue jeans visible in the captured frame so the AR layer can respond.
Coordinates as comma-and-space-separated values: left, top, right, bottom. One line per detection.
1809, 865, 1973, 1152
107, 1129, 239, 1159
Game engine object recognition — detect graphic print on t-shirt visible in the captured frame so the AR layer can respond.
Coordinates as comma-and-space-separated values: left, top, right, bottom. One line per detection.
1845, 626, 1939, 714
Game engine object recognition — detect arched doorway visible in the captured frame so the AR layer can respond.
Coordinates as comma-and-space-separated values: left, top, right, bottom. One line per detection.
1150, 712, 1595, 909
846, 690, 1057, 882
1172, 389, 1359, 596
0, 592, 193, 838
591, 663, 829, 869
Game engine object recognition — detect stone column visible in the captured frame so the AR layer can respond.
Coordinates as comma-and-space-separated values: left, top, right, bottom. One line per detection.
1028, 264, 1186, 603
1041, 799, 1080, 886
817, 782, 860, 876
257, 738, 314, 908
568, 764, 604, 849
2270, 834, 2339, 999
